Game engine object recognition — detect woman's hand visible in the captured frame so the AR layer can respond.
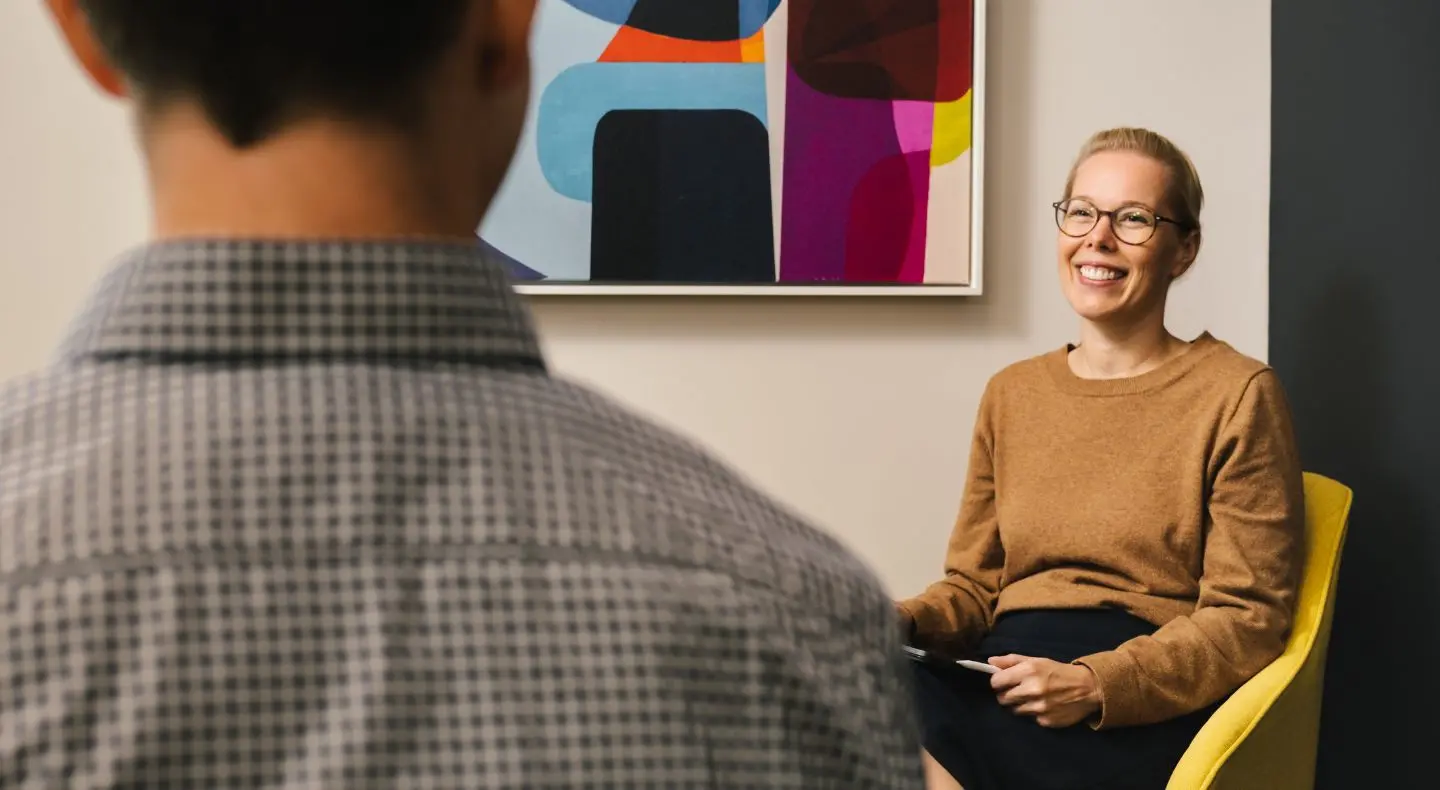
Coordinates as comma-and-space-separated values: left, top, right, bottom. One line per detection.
988, 655, 1102, 728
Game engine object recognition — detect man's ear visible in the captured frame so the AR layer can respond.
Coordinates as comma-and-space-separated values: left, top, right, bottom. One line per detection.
472, 0, 538, 92
46, 0, 128, 99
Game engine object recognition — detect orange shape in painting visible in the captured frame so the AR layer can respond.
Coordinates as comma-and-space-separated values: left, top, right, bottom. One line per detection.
740, 29, 765, 63
600, 25, 765, 63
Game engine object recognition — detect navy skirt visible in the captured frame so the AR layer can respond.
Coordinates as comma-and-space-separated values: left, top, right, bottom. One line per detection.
912, 609, 1220, 790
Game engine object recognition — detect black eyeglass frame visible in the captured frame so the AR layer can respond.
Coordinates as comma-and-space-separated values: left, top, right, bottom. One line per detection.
1051, 198, 1195, 246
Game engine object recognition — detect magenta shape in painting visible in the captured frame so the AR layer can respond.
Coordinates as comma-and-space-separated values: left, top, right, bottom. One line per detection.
844, 151, 931, 284
892, 101, 935, 154
779, 67, 905, 283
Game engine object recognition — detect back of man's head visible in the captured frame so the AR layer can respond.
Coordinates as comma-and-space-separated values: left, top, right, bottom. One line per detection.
76, 0, 471, 148
50, 0, 536, 239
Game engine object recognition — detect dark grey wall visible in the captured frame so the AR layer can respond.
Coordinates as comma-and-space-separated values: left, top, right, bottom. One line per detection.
1271, 1, 1440, 786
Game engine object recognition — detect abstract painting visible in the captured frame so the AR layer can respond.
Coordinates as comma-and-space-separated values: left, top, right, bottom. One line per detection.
479, 0, 986, 295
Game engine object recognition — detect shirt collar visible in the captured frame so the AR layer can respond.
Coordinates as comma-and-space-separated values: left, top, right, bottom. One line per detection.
57, 239, 546, 369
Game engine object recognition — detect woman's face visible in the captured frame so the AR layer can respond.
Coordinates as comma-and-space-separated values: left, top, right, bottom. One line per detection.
1056, 151, 1198, 326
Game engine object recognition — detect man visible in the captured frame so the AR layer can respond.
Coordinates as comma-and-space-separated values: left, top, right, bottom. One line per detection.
0, 1, 922, 787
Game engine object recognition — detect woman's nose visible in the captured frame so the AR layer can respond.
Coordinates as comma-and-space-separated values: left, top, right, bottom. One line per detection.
1086, 215, 1118, 248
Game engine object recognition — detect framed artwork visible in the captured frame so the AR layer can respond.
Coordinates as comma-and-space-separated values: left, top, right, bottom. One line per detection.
480, 0, 987, 295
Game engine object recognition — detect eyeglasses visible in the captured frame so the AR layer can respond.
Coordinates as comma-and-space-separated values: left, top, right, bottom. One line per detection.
1052, 198, 1192, 246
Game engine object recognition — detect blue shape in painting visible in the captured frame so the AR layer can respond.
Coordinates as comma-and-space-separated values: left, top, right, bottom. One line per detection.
739, 0, 784, 39
556, 0, 637, 26
480, 0, 616, 283
558, 0, 782, 40
536, 62, 768, 202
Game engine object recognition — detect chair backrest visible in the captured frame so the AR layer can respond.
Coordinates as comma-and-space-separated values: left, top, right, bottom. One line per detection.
1168, 472, 1354, 789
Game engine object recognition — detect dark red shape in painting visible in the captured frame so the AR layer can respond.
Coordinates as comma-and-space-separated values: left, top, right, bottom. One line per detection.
844, 151, 930, 283
788, 0, 972, 102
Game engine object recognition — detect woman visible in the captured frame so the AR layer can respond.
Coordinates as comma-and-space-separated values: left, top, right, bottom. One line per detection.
899, 127, 1304, 790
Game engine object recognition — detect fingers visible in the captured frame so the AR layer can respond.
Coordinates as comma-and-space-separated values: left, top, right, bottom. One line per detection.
990, 672, 1023, 694
1008, 699, 1073, 728
997, 681, 1043, 708
990, 655, 1082, 729
987, 653, 1026, 670
989, 655, 1035, 692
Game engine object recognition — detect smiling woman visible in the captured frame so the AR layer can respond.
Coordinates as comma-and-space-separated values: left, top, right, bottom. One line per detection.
1055, 129, 1204, 356
896, 128, 1305, 789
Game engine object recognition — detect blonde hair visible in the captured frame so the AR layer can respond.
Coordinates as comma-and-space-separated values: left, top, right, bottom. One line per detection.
1062, 127, 1204, 233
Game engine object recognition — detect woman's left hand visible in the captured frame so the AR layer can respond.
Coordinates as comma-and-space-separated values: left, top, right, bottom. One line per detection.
988, 655, 1102, 729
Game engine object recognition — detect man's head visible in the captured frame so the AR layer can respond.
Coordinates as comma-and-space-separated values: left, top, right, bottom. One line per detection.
47, 0, 538, 238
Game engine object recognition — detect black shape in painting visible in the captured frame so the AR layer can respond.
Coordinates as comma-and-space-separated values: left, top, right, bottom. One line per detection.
591, 109, 775, 284
624, 0, 742, 42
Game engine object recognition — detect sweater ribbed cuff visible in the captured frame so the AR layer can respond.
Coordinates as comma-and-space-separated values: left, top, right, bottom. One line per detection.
1074, 649, 1142, 730
896, 598, 943, 642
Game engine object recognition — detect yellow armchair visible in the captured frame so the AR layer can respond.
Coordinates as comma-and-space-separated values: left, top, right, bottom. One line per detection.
1168, 472, 1354, 789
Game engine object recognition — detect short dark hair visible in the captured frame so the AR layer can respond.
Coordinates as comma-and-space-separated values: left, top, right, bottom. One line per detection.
78, 0, 470, 148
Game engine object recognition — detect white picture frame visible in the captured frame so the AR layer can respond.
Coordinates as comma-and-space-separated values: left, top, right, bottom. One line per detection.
490, 0, 987, 297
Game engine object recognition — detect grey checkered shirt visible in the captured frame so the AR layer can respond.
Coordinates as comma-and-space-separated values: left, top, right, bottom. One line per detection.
0, 241, 922, 789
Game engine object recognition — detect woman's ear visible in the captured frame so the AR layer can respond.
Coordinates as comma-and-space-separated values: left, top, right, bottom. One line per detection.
46, 0, 128, 99
1171, 229, 1201, 279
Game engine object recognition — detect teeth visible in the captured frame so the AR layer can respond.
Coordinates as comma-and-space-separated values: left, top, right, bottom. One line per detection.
1080, 265, 1124, 281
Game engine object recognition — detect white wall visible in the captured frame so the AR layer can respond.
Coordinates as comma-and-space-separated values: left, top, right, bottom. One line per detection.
0, 1, 1271, 595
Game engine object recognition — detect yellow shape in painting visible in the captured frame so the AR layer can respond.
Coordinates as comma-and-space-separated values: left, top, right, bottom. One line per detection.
740, 29, 765, 63
931, 89, 972, 167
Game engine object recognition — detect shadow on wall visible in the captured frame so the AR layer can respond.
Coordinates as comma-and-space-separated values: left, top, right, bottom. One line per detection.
1288, 273, 1440, 784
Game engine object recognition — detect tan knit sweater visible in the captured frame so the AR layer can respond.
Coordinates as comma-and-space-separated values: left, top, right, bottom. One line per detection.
900, 333, 1304, 730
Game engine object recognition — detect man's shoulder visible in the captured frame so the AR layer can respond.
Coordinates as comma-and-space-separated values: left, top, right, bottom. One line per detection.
0, 362, 891, 613
0, 364, 95, 443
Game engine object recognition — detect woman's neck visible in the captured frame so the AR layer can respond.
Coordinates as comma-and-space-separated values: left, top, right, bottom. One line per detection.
1070, 316, 1188, 380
